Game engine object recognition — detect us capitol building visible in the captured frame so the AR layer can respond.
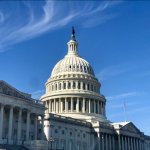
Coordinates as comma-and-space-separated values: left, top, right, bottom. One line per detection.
0, 28, 150, 150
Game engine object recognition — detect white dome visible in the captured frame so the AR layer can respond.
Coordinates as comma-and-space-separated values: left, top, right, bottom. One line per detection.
51, 29, 95, 77
51, 54, 95, 77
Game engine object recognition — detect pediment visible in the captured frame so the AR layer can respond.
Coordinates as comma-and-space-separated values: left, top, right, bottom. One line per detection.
121, 122, 140, 134
0, 80, 29, 100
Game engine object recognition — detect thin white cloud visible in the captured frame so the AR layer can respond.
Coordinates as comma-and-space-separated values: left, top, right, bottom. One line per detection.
0, 11, 4, 23
109, 106, 150, 119
108, 102, 136, 109
96, 64, 129, 81
0, 0, 121, 52
106, 92, 138, 101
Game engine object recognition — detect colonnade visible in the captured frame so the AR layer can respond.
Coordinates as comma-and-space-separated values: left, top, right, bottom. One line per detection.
47, 80, 99, 93
44, 97, 105, 115
0, 104, 43, 145
99, 133, 144, 150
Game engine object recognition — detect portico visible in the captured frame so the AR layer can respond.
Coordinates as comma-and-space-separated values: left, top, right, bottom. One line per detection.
0, 80, 45, 145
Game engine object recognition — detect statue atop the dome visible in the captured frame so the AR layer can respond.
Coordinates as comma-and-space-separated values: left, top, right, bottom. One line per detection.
71, 26, 76, 41
72, 26, 75, 36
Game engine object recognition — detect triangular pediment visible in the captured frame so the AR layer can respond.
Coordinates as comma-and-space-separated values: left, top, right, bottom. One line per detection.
121, 122, 140, 134
0, 80, 30, 100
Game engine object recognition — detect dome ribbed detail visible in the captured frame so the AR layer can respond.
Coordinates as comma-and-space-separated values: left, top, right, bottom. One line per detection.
51, 55, 95, 77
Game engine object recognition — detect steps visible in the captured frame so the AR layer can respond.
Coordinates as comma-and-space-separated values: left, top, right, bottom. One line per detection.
0, 145, 29, 150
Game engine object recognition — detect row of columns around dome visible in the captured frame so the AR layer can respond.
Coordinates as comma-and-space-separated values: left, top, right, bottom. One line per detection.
44, 97, 105, 115
98, 133, 144, 150
0, 103, 44, 145
46, 80, 99, 93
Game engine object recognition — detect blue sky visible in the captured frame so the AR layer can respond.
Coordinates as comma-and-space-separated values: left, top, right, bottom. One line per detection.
0, 1, 150, 135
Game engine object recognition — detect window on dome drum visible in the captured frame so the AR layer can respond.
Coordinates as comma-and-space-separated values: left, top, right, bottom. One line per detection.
68, 82, 71, 89
63, 82, 66, 89
55, 84, 57, 90
83, 82, 85, 90
78, 82, 81, 89
73, 81, 76, 89
87, 84, 90, 90
91, 85, 93, 91
59, 83, 61, 90
52, 85, 54, 91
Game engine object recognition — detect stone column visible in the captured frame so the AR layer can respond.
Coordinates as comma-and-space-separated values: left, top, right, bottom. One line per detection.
89, 99, 91, 113
97, 100, 100, 114
82, 98, 85, 113
128, 137, 130, 150
71, 97, 73, 112
17, 108, 22, 145
26, 111, 30, 141
124, 136, 127, 150
112, 136, 115, 150
136, 139, 139, 150
54, 99, 56, 112
41, 116, 44, 140
101, 102, 103, 114
109, 134, 112, 150
122, 136, 124, 150
46, 101, 48, 113
59, 98, 61, 113
34, 115, 38, 140
65, 98, 68, 112
131, 137, 133, 150
105, 134, 108, 150
0, 105, 4, 140
61, 99, 63, 113
49, 100, 51, 113
102, 134, 104, 150
133, 138, 136, 150
8, 106, 13, 144
94, 100, 96, 113
118, 135, 121, 150
76, 97, 79, 112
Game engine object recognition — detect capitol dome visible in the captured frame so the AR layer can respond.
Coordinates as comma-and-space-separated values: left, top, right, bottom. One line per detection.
41, 27, 107, 122
51, 33, 94, 77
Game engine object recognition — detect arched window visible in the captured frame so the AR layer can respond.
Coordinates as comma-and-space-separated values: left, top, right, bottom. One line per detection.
59, 83, 61, 90
73, 82, 76, 89
78, 82, 81, 89
68, 82, 71, 89
83, 83, 85, 90
63, 82, 66, 89
87, 84, 90, 90
55, 84, 57, 90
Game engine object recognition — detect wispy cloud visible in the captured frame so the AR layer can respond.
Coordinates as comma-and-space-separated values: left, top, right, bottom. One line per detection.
96, 64, 130, 81
0, 11, 4, 23
106, 91, 139, 101
109, 106, 150, 119
0, 0, 121, 52
108, 102, 136, 109
32, 89, 45, 99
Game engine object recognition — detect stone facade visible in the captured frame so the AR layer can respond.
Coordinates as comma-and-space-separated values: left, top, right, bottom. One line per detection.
0, 80, 45, 148
41, 28, 150, 150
